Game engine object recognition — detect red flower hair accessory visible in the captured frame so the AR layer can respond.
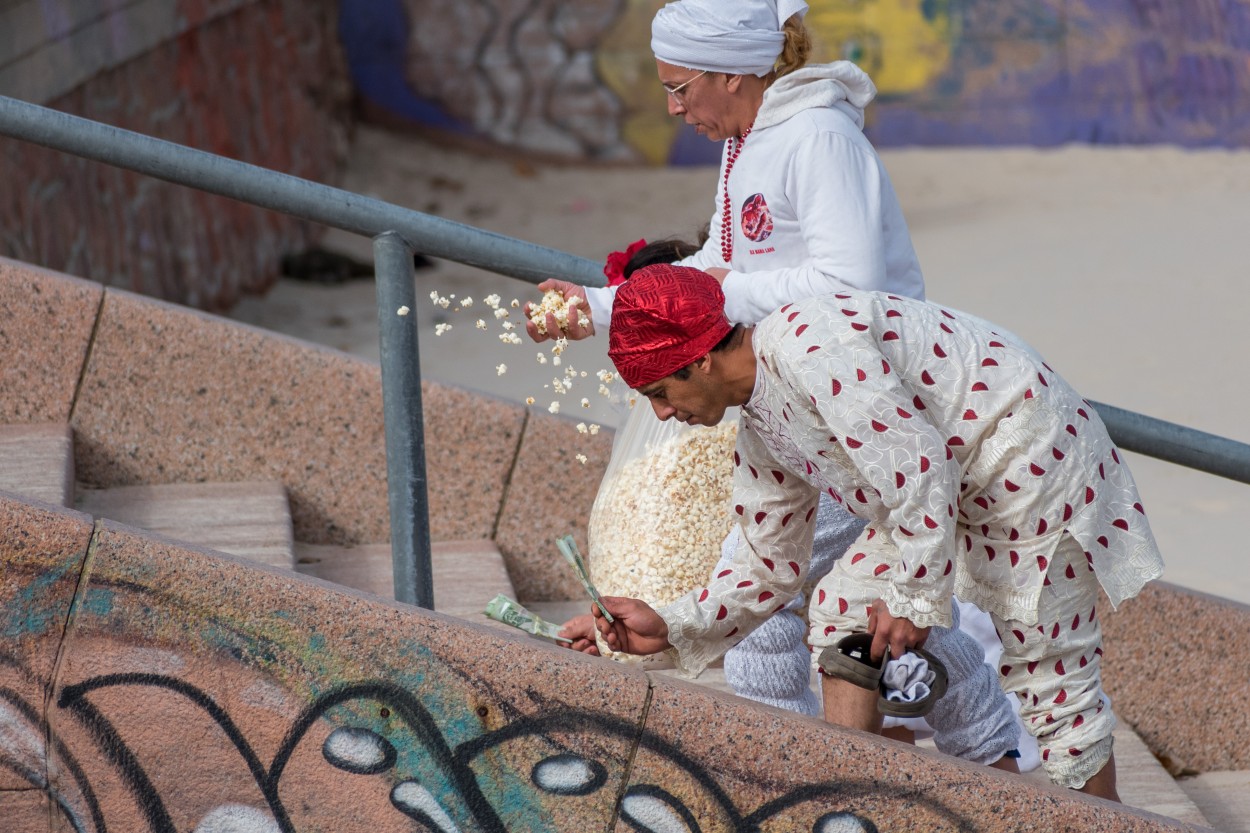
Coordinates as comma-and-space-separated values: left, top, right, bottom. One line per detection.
604, 239, 648, 287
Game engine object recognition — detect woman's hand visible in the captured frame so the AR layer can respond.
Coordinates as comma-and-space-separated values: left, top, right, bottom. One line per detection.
557, 613, 600, 655
594, 596, 671, 656
524, 279, 595, 342
867, 598, 930, 662
704, 267, 730, 285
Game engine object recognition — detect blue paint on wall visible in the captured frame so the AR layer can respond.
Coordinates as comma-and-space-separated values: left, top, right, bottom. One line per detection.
3, 560, 73, 639
338, 0, 468, 132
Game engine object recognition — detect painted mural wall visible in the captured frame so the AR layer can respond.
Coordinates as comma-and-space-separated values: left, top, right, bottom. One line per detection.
0, 495, 1199, 833
341, 0, 1250, 163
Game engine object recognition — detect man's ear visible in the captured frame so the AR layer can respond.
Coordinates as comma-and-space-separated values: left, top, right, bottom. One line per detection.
725, 73, 743, 93
692, 353, 715, 375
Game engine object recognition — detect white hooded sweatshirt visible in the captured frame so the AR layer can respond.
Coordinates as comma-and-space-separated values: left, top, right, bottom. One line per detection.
585, 61, 925, 329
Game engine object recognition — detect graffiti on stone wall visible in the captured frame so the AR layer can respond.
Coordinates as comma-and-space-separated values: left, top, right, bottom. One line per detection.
342, 0, 1250, 160
1, 657, 981, 832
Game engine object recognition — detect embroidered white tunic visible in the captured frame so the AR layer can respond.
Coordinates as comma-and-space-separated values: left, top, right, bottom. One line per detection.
659, 290, 1165, 677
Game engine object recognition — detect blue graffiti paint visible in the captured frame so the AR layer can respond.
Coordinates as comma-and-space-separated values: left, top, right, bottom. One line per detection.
82, 588, 115, 618
3, 558, 74, 638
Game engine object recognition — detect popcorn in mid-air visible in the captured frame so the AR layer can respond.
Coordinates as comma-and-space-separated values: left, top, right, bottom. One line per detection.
427, 285, 624, 427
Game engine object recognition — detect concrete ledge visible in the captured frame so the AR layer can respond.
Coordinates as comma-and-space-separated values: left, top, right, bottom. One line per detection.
634, 671, 1200, 832
0, 257, 102, 424
0, 260, 1243, 830
0, 492, 94, 792
1102, 583, 1250, 773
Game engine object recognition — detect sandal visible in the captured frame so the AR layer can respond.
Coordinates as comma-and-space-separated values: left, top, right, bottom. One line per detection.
816, 633, 889, 690
876, 646, 949, 718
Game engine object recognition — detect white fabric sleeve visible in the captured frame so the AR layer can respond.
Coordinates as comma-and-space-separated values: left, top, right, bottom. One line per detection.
583, 284, 618, 331
720, 132, 897, 325
658, 422, 819, 678
780, 341, 958, 628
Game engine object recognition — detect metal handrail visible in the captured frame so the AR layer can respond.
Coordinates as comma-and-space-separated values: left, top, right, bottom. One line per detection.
4, 94, 1250, 608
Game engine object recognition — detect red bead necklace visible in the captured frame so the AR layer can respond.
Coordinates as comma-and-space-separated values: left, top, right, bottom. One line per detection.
719, 124, 753, 264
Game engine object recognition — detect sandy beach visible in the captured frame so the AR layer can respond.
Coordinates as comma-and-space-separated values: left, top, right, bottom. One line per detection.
230, 125, 1250, 607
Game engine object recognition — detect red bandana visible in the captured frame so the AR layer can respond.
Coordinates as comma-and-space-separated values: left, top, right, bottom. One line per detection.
608, 264, 732, 388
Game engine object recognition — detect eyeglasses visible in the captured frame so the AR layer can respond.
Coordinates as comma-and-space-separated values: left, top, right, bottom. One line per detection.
661, 70, 708, 106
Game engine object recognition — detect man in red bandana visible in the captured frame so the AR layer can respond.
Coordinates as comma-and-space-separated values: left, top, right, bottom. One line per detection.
596, 264, 1164, 801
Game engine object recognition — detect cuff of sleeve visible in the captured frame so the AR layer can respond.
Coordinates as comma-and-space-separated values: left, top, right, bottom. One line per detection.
584, 285, 616, 331
658, 605, 715, 679
881, 585, 954, 630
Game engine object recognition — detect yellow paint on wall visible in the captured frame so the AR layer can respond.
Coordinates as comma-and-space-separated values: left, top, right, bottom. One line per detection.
597, 0, 676, 165
806, 0, 953, 95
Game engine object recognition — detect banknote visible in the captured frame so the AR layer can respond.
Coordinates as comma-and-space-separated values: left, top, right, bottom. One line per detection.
556, 534, 614, 623
483, 594, 572, 644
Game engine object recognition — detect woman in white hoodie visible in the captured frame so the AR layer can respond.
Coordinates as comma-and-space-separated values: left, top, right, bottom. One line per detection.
533, 0, 923, 335
535, 0, 1027, 772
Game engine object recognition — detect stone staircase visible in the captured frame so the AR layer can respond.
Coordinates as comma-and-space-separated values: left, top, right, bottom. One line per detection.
1, 421, 1245, 831
0, 422, 519, 639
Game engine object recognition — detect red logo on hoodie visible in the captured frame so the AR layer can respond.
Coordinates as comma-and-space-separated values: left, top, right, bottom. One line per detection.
740, 193, 774, 242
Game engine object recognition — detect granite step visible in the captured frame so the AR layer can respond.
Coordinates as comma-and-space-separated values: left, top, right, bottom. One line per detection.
1015, 725, 1210, 829
0, 422, 74, 506
75, 480, 295, 569
1176, 771, 1250, 833
294, 538, 517, 627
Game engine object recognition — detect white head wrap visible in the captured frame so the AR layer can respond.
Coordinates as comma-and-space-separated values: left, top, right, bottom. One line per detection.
651, 0, 810, 77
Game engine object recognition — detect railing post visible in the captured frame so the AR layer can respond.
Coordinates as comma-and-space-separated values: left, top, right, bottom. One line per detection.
373, 231, 435, 608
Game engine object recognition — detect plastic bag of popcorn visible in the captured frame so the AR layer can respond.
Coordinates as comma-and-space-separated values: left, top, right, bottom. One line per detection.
587, 402, 739, 664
